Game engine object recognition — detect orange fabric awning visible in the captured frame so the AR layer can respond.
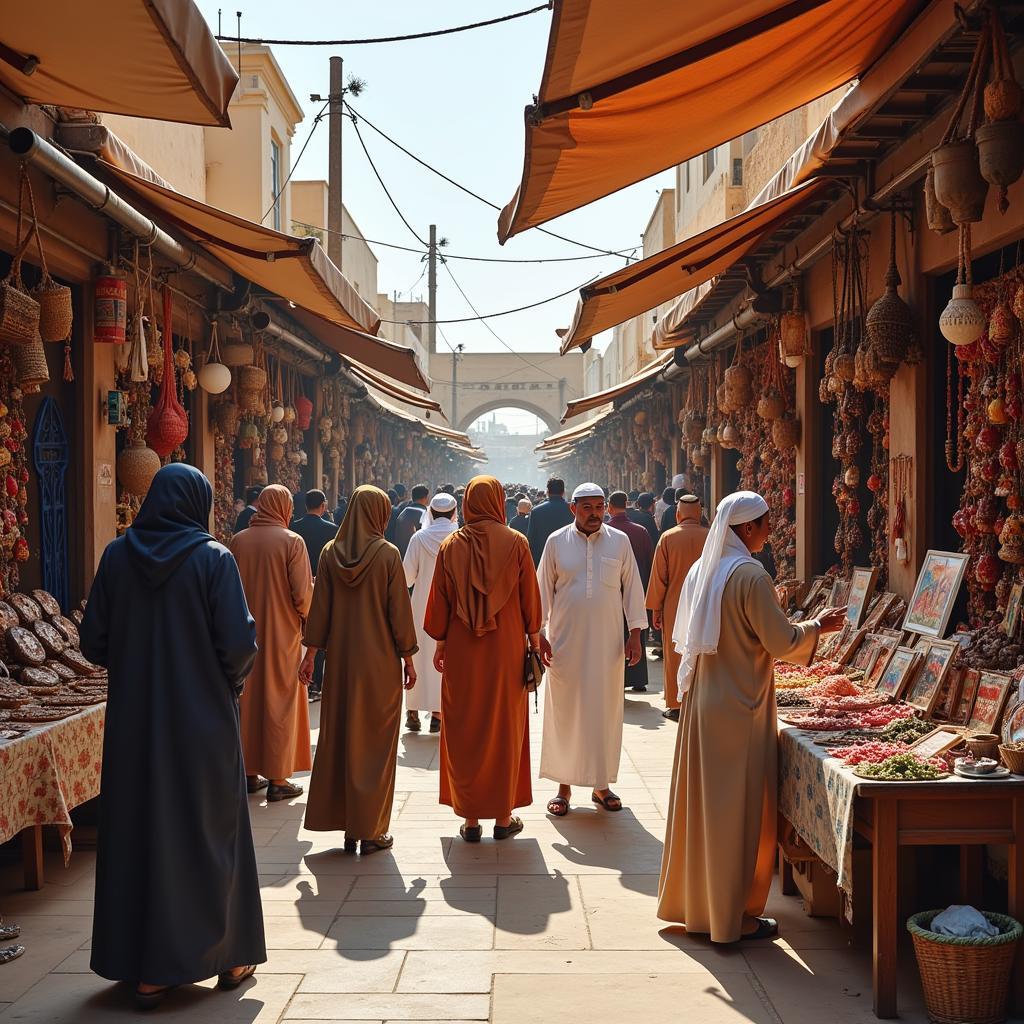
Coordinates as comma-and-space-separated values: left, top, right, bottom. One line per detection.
101, 161, 428, 391
498, 0, 922, 241
560, 180, 827, 353
537, 408, 614, 449
0, 0, 237, 126
346, 362, 443, 416
562, 353, 673, 421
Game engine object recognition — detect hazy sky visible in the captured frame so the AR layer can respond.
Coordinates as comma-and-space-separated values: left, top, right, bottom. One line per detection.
196, 1, 674, 363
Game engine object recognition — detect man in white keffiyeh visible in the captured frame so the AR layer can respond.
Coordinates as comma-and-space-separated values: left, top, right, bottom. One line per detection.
658, 491, 846, 944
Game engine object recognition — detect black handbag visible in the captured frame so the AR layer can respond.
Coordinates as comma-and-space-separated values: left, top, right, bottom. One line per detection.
524, 647, 544, 701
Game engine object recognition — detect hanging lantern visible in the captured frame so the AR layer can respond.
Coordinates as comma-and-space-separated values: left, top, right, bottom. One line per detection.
865, 212, 912, 366
779, 284, 807, 368
93, 267, 128, 343
940, 284, 986, 345
198, 320, 231, 395
271, 404, 286, 423
295, 393, 313, 429
146, 286, 189, 457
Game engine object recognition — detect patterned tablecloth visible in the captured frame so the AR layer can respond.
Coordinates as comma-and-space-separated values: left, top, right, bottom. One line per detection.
0, 704, 105, 863
778, 723, 858, 897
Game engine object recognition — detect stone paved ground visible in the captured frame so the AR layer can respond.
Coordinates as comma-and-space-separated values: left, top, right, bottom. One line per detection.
0, 655, 941, 1023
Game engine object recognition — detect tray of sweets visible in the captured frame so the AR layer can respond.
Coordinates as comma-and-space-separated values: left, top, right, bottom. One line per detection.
9, 593, 42, 625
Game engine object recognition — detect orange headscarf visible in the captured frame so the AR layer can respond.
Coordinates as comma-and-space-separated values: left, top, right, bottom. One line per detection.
442, 475, 523, 636
324, 484, 392, 584
250, 484, 293, 529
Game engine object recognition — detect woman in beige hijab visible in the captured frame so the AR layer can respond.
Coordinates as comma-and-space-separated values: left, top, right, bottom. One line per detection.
301, 485, 418, 854
231, 484, 313, 801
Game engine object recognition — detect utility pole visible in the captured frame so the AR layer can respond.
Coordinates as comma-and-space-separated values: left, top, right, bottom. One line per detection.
326, 56, 344, 269
427, 224, 438, 355
451, 343, 465, 428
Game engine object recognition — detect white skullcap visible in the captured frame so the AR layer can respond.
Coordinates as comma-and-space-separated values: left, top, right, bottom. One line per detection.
572, 482, 605, 500
430, 493, 457, 513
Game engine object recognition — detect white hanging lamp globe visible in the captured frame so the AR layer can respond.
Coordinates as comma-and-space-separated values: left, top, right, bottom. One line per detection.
271, 403, 286, 423
939, 283, 985, 346
198, 360, 232, 394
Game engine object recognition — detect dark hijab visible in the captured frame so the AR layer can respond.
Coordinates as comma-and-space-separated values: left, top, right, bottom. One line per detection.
124, 464, 215, 588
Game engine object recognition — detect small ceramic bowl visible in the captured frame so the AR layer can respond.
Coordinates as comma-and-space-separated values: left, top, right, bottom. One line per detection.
955, 756, 999, 775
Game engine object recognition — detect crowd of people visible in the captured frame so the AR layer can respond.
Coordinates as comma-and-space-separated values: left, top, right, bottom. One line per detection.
78, 464, 846, 1006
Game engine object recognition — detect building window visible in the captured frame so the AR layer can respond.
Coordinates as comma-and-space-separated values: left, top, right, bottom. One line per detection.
702, 148, 717, 183
270, 139, 282, 231
685, 161, 691, 192
732, 157, 743, 186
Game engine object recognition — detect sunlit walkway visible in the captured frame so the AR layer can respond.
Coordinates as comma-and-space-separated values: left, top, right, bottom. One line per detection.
0, 655, 933, 1023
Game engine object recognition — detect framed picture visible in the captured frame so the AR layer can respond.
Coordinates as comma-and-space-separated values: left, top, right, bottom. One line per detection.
874, 646, 919, 700
864, 592, 900, 632
952, 668, 981, 726
1001, 698, 1024, 744
907, 725, 964, 760
851, 633, 883, 673
828, 579, 850, 607
967, 671, 1015, 734
815, 623, 848, 663
1004, 583, 1024, 640
905, 640, 957, 716
903, 550, 970, 639
861, 634, 900, 688
801, 576, 827, 611
846, 567, 879, 628
933, 667, 965, 722
836, 627, 867, 667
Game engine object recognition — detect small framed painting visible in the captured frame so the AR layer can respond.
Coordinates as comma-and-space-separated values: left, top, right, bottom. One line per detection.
967, 671, 1015, 734
907, 725, 964, 760
905, 640, 957, 716
864, 592, 900, 632
800, 576, 827, 611
903, 550, 970, 639
846, 567, 879, 629
815, 623, 848, 663
952, 668, 981, 726
1001, 698, 1024, 744
828, 579, 850, 607
836, 626, 867, 667
874, 646, 919, 701
1003, 583, 1024, 640
862, 633, 900, 689
933, 667, 964, 722
850, 633, 883, 673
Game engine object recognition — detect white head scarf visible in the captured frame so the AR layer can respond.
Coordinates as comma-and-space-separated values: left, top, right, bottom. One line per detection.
672, 490, 769, 698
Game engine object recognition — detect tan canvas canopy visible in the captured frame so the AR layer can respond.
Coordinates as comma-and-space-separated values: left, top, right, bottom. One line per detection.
346, 361, 444, 416
560, 180, 827, 354
101, 162, 428, 391
498, 0, 922, 241
561, 353, 673, 421
0, 0, 237, 126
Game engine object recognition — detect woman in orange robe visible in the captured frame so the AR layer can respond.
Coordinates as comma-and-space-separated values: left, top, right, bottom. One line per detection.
230, 484, 314, 801
425, 476, 542, 842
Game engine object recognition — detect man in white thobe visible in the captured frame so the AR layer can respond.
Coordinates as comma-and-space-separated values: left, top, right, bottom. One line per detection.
537, 483, 648, 815
402, 493, 458, 734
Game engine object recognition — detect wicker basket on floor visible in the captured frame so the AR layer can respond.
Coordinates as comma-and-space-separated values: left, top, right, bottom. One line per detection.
907, 910, 1022, 1024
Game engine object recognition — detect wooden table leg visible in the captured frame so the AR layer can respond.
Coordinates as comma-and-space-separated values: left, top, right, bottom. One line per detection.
779, 847, 797, 896
1008, 795, 1024, 1014
872, 798, 898, 1019
959, 844, 983, 906
21, 825, 43, 890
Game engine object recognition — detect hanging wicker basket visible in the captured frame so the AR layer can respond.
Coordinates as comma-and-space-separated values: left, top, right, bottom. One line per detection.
117, 439, 161, 496
772, 416, 800, 450
222, 341, 254, 366
21, 173, 72, 342
12, 331, 49, 392
238, 364, 268, 391
757, 390, 784, 421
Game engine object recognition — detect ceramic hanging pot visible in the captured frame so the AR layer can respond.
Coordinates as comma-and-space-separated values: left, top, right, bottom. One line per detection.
976, 120, 1024, 213
932, 141, 989, 224
939, 283, 986, 345
924, 167, 956, 234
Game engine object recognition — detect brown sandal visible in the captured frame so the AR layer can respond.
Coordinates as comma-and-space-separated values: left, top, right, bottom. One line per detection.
218, 964, 256, 990
360, 834, 394, 855
547, 796, 569, 816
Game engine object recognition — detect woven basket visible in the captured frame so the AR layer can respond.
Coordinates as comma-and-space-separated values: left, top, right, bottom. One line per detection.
33, 277, 73, 342
221, 341, 254, 367
0, 267, 39, 346
12, 331, 49, 392
998, 744, 1024, 773
117, 440, 161, 496
907, 910, 1021, 1024
237, 364, 267, 391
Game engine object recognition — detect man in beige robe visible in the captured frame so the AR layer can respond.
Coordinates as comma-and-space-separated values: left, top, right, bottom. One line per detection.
658, 491, 845, 943
646, 494, 708, 721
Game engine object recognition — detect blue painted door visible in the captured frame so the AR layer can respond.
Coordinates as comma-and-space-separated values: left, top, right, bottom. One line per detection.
32, 398, 69, 611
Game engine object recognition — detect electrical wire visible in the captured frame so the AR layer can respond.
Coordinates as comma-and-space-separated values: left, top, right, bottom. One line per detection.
442, 262, 579, 395
348, 114, 428, 246
261, 101, 329, 224
218, 4, 551, 46
344, 101, 638, 260
290, 222, 638, 264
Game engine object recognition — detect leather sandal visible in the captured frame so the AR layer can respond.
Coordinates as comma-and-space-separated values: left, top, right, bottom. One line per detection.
343, 837, 357, 854
360, 834, 394, 855
218, 964, 257, 990
405, 711, 421, 732
592, 791, 623, 811
267, 781, 303, 802
0, 922, 20, 941
493, 816, 524, 841
740, 917, 779, 941
135, 984, 176, 1010
429, 715, 441, 733
0, 944, 25, 966
459, 823, 482, 843
246, 776, 269, 793
546, 796, 569, 816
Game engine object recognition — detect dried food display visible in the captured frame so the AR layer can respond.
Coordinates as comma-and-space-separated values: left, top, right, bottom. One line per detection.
4, 626, 47, 666
31, 620, 67, 657
0, 602, 20, 632
30, 589, 61, 617
18, 665, 61, 688
60, 649, 102, 676
44, 660, 77, 681
49, 614, 80, 648
9, 592, 42, 625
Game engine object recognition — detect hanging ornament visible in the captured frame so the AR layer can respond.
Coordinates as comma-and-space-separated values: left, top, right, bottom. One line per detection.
198, 319, 231, 394
940, 225, 985, 345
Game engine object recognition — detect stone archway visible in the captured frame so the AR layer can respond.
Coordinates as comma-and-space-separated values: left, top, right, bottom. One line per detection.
457, 398, 560, 436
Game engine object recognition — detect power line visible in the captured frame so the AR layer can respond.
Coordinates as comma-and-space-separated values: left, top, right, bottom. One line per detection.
291, 222, 638, 265
344, 101, 638, 260
263, 100, 329, 224
443, 263, 580, 396
218, 4, 551, 46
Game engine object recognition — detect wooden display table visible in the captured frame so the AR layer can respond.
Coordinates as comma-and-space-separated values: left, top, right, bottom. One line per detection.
778, 722, 1024, 1018
0, 703, 104, 889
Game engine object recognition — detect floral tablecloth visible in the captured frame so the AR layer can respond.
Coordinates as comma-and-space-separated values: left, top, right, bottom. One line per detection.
778, 722, 858, 899
0, 704, 104, 863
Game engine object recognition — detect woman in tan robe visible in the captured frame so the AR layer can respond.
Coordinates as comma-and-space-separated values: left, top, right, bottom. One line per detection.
658, 492, 845, 943
301, 486, 418, 855
230, 484, 314, 801
424, 476, 543, 843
